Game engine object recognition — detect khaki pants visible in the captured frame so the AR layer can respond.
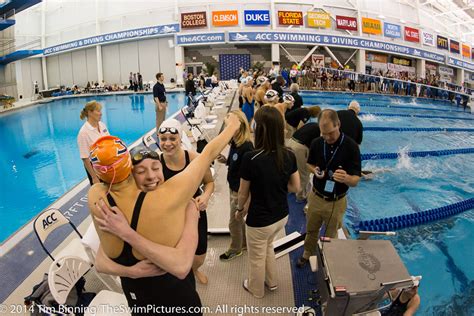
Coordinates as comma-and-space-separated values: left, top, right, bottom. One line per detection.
287, 138, 309, 200
246, 216, 288, 298
302, 191, 347, 259
286, 124, 296, 139
228, 190, 246, 253
155, 103, 167, 130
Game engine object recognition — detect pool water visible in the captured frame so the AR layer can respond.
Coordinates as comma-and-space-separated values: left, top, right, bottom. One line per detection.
0, 93, 184, 242
302, 92, 474, 316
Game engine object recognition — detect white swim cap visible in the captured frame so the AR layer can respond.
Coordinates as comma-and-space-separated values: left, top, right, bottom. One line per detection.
257, 76, 268, 85
283, 94, 295, 103
158, 118, 182, 137
265, 90, 279, 102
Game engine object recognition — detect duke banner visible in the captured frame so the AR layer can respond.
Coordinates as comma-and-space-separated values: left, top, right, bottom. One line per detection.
244, 10, 270, 25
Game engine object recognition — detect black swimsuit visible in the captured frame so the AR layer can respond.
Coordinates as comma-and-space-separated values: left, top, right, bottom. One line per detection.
382, 291, 410, 316
161, 151, 208, 256
107, 193, 202, 315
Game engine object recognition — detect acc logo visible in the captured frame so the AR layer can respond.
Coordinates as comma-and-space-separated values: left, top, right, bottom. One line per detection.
42, 212, 58, 229
357, 246, 381, 280
255, 33, 272, 40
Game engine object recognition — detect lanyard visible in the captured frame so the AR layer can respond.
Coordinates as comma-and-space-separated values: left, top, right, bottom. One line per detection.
323, 133, 345, 170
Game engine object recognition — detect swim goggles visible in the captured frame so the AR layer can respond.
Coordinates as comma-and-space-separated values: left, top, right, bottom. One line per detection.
158, 127, 179, 135
130, 147, 160, 165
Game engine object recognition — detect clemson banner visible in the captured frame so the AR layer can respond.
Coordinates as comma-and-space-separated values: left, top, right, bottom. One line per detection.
362, 17, 382, 35
212, 10, 238, 26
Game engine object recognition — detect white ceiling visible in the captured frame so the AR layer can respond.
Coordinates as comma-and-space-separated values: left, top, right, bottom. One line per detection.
417, 0, 474, 44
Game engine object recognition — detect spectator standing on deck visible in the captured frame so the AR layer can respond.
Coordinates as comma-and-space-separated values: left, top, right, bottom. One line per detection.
153, 73, 167, 131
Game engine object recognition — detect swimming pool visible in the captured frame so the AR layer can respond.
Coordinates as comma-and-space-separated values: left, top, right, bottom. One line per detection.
301, 92, 474, 316
0, 93, 185, 242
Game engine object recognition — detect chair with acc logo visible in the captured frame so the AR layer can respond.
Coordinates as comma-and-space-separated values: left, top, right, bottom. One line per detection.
33, 208, 119, 292
33, 208, 89, 262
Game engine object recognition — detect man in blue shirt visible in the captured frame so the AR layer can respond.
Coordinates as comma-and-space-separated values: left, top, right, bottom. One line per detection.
153, 73, 167, 131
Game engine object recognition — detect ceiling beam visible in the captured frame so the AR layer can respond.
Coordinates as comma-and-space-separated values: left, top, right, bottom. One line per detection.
433, 5, 473, 17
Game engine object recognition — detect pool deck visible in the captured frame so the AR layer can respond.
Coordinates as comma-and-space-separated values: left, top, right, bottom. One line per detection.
2, 86, 472, 315
0, 85, 185, 115
0, 87, 301, 315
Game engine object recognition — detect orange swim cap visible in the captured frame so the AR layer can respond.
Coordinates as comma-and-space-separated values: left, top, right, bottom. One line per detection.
89, 136, 132, 184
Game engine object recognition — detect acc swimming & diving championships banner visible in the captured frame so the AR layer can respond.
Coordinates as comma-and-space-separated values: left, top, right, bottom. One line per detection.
447, 57, 474, 72
228, 31, 445, 63
44, 24, 179, 55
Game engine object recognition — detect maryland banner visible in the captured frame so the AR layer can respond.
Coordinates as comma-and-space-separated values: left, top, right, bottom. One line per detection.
336, 15, 357, 31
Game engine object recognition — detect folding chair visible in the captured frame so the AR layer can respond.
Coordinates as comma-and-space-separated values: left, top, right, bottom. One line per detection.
81, 223, 123, 292
180, 107, 212, 146
34, 208, 118, 291
48, 256, 92, 305
33, 208, 88, 262
48, 256, 130, 316
142, 128, 161, 153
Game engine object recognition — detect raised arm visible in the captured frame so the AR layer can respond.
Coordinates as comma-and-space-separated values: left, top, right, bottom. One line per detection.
189, 151, 215, 211
159, 113, 240, 213
95, 199, 200, 279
